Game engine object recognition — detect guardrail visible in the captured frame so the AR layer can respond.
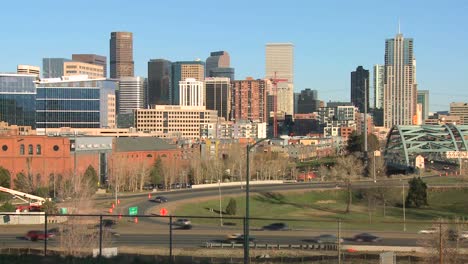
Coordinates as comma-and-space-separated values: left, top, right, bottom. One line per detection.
204, 242, 338, 251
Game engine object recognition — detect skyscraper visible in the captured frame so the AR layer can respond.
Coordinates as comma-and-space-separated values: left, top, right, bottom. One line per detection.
110, 32, 134, 79
171, 61, 204, 105
383, 33, 417, 127
205, 77, 231, 120
206, 51, 235, 80
117, 77, 146, 114
351, 66, 369, 113
0, 74, 37, 128
373, 64, 384, 109
179, 78, 204, 107
63, 61, 105, 78
42, 58, 71, 78
450, 102, 468, 124
297, 89, 320, 114
72, 54, 107, 77
417, 90, 429, 121
17, 65, 40, 76
265, 43, 294, 115
231, 78, 267, 123
147, 59, 172, 105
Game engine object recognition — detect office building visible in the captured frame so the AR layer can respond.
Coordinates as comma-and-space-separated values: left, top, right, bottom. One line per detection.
450, 102, 468, 124
351, 66, 369, 114
117, 76, 146, 114
297, 89, 320, 114
17, 65, 40, 76
171, 61, 204, 105
134, 105, 218, 139
383, 33, 417, 127
231, 78, 267, 123
63, 61, 105, 78
72, 54, 107, 77
147, 59, 172, 105
202, 120, 267, 139
206, 51, 235, 80
0, 74, 37, 128
417, 90, 429, 121
265, 43, 294, 115
294, 92, 300, 114
110, 32, 134, 79
42, 58, 71, 78
179, 78, 204, 107
36, 76, 116, 129
373, 64, 384, 109
209, 67, 235, 80
205, 77, 231, 120
319, 102, 356, 138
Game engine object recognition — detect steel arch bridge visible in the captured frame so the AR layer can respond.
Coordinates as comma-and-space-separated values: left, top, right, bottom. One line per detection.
384, 124, 468, 171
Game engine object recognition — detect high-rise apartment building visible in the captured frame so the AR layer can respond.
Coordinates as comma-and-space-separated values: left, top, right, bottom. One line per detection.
231, 78, 267, 123
17, 65, 40, 76
297, 89, 320, 114
36, 76, 116, 128
450, 102, 468, 124
171, 61, 204, 105
383, 33, 417, 128
417, 90, 429, 121
42, 58, 71, 78
72, 54, 107, 77
63, 61, 105, 78
179, 78, 204, 107
206, 51, 235, 80
117, 77, 146, 114
351, 66, 369, 114
205, 77, 231, 120
110, 32, 134, 79
373, 64, 384, 109
265, 43, 294, 115
147, 59, 172, 105
0, 74, 37, 128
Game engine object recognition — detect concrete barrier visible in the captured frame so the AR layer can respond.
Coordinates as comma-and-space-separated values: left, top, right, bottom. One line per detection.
192, 180, 284, 189
0, 212, 45, 225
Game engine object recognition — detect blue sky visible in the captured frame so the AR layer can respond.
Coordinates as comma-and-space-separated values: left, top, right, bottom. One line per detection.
1, 0, 467, 111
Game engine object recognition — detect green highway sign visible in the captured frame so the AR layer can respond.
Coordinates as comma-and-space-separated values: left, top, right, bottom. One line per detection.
128, 207, 138, 216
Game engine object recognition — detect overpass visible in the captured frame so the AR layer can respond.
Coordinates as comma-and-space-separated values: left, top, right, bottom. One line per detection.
384, 124, 468, 171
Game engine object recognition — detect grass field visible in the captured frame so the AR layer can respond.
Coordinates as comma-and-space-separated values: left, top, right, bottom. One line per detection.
175, 186, 468, 231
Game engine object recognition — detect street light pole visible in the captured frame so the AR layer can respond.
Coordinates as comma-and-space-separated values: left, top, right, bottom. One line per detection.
402, 181, 406, 232
244, 138, 268, 264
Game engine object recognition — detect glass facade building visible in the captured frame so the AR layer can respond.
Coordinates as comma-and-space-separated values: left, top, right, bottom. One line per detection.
42, 58, 71, 78
147, 59, 172, 105
0, 74, 37, 128
36, 79, 116, 128
171, 61, 204, 105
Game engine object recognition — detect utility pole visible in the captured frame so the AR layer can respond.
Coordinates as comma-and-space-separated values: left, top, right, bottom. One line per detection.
363, 78, 368, 169
402, 182, 406, 232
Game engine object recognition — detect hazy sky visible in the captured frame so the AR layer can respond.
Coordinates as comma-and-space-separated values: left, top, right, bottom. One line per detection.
1, 0, 467, 111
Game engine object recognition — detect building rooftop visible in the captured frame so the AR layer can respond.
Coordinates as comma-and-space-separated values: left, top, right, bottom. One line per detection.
115, 137, 177, 152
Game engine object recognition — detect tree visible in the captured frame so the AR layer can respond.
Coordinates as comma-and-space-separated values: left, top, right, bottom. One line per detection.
13, 172, 34, 194
41, 200, 58, 214
83, 165, 98, 192
225, 198, 237, 215
149, 157, 164, 185
333, 155, 364, 213
346, 132, 380, 154
406, 177, 428, 208
0, 202, 16, 212
0, 166, 11, 188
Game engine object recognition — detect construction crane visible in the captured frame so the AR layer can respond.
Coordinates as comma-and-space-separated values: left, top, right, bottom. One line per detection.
0, 186, 47, 211
270, 72, 288, 138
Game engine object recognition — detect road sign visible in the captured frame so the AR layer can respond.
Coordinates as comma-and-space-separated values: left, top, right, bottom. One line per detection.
128, 207, 138, 216
160, 208, 168, 216
446, 151, 468, 159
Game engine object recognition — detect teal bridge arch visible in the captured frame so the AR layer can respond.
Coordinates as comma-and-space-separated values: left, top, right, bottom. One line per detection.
384, 124, 468, 170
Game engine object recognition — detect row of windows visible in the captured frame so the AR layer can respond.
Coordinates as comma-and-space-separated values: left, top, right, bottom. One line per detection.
36, 100, 100, 111
37, 88, 100, 99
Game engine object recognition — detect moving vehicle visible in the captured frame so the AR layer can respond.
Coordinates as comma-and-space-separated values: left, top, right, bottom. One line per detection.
154, 196, 168, 203
418, 227, 438, 234
25, 230, 55, 241
261, 222, 288, 231
226, 233, 256, 243
459, 231, 468, 240
313, 234, 343, 244
173, 218, 192, 229
353, 233, 381, 242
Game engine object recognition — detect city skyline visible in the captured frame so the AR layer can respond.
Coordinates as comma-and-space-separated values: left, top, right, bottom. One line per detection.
1, 1, 467, 112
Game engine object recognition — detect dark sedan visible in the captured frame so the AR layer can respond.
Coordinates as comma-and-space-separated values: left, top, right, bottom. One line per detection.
261, 222, 288, 231
353, 233, 382, 242
154, 196, 168, 203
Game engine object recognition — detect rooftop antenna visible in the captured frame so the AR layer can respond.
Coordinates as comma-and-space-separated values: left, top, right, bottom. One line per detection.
398, 19, 401, 34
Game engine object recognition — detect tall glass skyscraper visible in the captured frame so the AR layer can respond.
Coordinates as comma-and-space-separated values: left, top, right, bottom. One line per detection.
42, 58, 71, 78
383, 33, 417, 127
0, 74, 37, 128
350, 66, 369, 114
147, 59, 172, 105
205, 51, 235, 80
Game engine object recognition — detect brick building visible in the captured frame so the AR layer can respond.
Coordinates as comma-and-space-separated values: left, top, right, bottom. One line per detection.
231, 78, 267, 123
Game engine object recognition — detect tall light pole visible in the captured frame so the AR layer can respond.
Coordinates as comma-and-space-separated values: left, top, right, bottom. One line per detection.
244, 138, 269, 264
402, 181, 406, 232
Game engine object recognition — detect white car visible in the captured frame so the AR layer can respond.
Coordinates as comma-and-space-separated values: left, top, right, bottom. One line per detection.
418, 227, 438, 234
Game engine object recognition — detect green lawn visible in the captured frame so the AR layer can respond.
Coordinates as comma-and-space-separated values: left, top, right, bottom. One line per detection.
175, 188, 468, 231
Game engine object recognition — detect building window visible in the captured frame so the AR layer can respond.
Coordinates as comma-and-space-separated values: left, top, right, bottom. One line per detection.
2, 145, 7, 151
146, 154, 152, 158
36, 145, 42, 155
20, 144, 25, 155
53, 145, 59, 151
28, 144, 33, 155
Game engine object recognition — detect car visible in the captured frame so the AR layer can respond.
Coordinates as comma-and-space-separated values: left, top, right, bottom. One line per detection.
459, 231, 468, 240
173, 218, 192, 229
443, 165, 450, 170
226, 233, 256, 243
143, 184, 155, 190
314, 234, 344, 244
418, 227, 438, 234
261, 222, 288, 231
353, 233, 381, 242
25, 230, 55, 241
154, 196, 168, 203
